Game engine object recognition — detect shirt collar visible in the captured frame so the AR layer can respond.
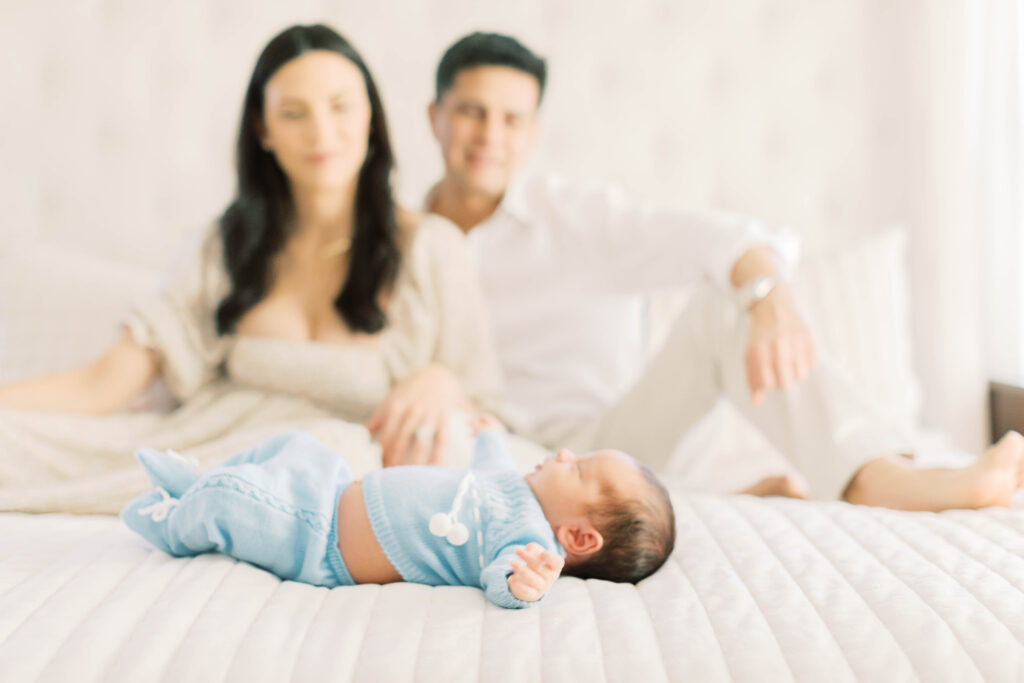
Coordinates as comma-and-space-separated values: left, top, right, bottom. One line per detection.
423, 171, 534, 229
495, 172, 532, 225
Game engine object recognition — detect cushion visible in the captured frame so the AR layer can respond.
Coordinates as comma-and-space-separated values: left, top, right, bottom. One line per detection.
0, 239, 161, 385
796, 227, 920, 430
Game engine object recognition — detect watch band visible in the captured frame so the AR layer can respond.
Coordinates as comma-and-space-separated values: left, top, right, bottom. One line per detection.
736, 275, 778, 310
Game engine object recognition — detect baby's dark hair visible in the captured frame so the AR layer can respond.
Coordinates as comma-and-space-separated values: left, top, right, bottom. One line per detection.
562, 461, 676, 583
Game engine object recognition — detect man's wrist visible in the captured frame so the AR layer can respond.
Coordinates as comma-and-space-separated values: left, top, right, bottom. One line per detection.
729, 246, 784, 288
736, 275, 781, 311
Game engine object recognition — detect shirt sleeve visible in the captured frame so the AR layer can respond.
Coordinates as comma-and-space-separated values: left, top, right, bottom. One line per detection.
470, 431, 517, 472
479, 545, 548, 609
122, 224, 232, 401
568, 182, 800, 293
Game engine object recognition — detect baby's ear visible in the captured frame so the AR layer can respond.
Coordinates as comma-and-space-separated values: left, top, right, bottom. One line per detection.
556, 521, 603, 558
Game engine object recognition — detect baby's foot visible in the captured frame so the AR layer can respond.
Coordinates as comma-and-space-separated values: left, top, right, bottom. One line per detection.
967, 431, 1024, 508
740, 473, 809, 500
121, 487, 180, 554
135, 447, 200, 498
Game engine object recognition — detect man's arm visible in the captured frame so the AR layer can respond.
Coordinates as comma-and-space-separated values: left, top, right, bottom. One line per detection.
591, 186, 814, 402
729, 246, 816, 403
729, 245, 785, 288
574, 182, 799, 293
552, 178, 814, 401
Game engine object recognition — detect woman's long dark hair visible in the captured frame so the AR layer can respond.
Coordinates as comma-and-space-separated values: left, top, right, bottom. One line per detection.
215, 24, 400, 336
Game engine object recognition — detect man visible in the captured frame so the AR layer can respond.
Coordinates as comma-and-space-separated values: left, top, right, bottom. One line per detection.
423, 33, 820, 460
377, 32, 1024, 510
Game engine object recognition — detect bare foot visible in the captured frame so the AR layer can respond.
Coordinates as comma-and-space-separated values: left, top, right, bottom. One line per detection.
845, 433, 1024, 511
967, 431, 1024, 508
740, 474, 809, 500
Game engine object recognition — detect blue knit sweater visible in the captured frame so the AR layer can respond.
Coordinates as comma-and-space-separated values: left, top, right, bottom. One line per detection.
361, 431, 562, 608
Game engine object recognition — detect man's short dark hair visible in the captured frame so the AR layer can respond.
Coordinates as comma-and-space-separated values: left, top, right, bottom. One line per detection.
562, 462, 676, 584
435, 32, 547, 103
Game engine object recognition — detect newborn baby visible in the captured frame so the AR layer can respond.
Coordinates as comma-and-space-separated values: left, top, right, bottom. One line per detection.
122, 426, 675, 608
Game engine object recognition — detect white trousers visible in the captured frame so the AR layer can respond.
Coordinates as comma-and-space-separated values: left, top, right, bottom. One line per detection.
529, 284, 915, 500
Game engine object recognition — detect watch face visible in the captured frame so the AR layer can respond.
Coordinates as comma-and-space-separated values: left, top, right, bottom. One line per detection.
754, 278, 773, 298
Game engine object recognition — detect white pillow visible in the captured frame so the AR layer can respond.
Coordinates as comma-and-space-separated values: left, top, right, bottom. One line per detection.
795, 227, 920, 431
0, 239, 161, 384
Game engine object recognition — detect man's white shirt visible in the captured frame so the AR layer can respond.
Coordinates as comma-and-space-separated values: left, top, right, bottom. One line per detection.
437, 172, 799, 436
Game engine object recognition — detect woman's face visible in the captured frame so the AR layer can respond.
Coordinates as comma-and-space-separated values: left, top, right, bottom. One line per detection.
260, 50, 372, 193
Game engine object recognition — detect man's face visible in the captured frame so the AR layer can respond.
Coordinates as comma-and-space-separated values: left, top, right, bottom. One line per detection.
429, 65, 540, 197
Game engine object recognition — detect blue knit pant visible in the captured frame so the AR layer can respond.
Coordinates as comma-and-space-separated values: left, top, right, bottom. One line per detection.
121, 430, 355, 586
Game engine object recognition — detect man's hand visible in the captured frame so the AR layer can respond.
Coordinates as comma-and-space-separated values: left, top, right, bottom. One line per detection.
366, 364, 471, 467
745, 283, 816, 404
507, 543, 564, 602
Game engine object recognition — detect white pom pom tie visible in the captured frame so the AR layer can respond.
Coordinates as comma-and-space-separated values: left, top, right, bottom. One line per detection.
137, 487, 179, 522
429, 473, 475, 547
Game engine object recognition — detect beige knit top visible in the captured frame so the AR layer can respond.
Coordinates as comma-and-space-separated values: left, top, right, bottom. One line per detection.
124, 214, 504, 421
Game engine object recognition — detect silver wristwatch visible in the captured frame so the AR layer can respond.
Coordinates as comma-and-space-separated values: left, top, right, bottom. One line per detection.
736, 275, 778, 310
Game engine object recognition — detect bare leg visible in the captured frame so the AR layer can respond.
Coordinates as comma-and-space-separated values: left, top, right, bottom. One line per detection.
740, 474, 809, 500
843, 431, 1024, 511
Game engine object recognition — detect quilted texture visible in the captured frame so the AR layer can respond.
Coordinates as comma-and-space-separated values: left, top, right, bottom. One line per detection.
1, 496, 1022, 682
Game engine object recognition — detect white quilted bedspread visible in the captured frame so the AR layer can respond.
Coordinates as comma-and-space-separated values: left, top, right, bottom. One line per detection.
1, 495, 1023, 683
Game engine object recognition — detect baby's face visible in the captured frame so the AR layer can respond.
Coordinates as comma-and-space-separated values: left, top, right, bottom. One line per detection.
525, 448, 645, 524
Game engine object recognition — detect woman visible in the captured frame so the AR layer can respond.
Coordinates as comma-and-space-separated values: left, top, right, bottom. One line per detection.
0, 24, 503, 513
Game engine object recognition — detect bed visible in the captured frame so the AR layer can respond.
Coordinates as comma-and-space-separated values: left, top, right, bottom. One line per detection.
2, 230, 1023, 682
2, 491, 1023, 682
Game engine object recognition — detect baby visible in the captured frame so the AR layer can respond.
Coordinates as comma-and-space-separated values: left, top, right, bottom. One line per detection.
121, 427, 676, 609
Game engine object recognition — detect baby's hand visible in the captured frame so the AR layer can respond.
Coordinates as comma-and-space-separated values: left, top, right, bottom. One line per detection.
470, 413, 507, 435
507, 542, 564, 602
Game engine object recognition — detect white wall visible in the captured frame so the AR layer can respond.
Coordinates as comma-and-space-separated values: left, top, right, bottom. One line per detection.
0, 0, 991, 451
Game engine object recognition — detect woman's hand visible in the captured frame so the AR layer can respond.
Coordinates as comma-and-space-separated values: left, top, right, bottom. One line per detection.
0, 329, 160, 414
366, 363, 471, 467
745, 283, 816, 404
